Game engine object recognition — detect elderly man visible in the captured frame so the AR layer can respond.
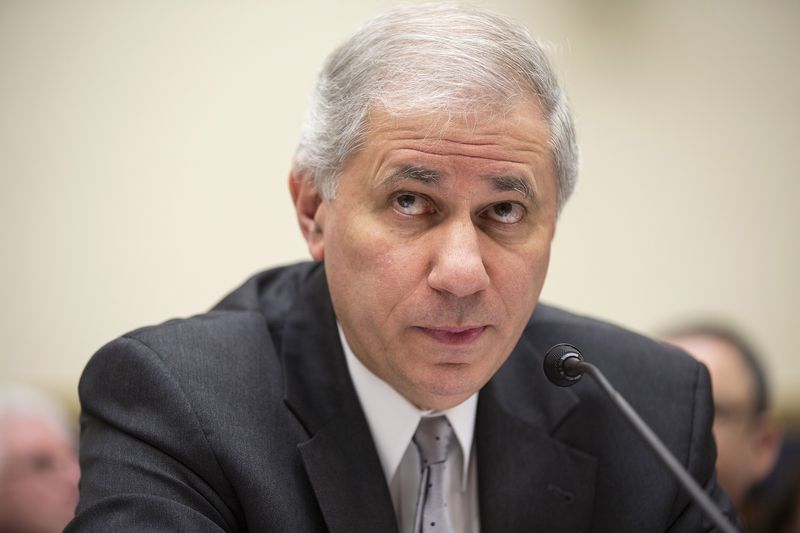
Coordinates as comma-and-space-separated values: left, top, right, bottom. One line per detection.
68, 4, 738, 532
0, 386, 80, 533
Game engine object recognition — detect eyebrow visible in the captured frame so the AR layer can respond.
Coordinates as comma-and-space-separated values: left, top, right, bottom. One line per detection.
381, 165, 533, 199
490, 175, 532, 199
382, 165, 442, 186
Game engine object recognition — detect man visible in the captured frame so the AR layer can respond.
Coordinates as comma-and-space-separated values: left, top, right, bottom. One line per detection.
663, 325, 781, 515
0, 385, 80, 533
67, 4, 738, 532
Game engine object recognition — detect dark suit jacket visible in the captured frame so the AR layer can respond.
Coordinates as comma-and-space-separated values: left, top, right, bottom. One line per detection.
67, 262, 738, 532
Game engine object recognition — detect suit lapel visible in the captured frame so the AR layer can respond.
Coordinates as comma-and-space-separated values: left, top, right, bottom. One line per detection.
281, 266, 399, 533
477, 333, 597, 533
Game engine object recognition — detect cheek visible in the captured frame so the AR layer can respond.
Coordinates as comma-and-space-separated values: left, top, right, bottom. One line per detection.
492, 240, 552, 306
326, 213, 429, 319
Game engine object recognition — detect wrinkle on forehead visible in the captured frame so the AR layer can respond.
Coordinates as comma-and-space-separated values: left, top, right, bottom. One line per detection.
364, 131, 550, 170
366, 95, 550, 147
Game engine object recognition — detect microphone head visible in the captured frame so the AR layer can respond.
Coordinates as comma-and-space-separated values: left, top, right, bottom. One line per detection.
544, 343, 584, 387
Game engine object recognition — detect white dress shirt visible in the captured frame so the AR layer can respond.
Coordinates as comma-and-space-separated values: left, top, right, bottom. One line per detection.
339, 325, 480, 533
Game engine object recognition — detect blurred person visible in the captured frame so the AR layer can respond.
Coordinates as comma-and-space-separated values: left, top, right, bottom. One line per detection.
663, 324, 782, 517
742, 435, 800, 533
0, 384, 80, 533
68, 4, 739, 531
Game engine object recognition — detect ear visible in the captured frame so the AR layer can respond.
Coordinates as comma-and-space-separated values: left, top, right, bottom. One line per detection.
752, 416, 782, 480
289, 171, 326, 261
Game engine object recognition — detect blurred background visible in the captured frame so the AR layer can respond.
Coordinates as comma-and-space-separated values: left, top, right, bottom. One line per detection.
1, 0, 798, 429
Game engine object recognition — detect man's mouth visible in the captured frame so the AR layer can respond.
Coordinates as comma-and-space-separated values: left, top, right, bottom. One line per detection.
415, 326, 487, 345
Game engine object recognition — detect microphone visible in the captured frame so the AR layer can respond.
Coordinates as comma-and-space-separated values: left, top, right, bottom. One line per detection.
544, 343, 738, 533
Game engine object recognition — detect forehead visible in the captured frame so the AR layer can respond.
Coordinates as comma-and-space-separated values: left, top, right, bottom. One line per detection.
669, 335, 756, 399
0, 416, 68, 453
347, 98, 555, 192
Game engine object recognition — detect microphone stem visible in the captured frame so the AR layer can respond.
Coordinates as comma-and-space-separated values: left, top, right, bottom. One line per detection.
575, 360, 738, 533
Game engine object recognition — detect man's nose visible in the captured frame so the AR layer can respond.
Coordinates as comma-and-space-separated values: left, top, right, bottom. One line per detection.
427, 219, 490, 298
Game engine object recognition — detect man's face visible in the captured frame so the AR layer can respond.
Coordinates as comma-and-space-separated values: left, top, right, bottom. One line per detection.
664, 334, 775, 506
298, 98, 558, 411
0, 417, 80, 533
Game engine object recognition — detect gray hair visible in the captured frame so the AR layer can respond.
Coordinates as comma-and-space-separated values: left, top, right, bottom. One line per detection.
292, 2, 580, 211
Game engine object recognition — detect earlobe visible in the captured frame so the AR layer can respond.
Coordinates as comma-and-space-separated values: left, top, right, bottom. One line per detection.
289, 171, 326, 261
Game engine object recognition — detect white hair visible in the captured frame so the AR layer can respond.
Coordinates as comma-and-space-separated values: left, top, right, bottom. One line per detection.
292, 2, 580, 211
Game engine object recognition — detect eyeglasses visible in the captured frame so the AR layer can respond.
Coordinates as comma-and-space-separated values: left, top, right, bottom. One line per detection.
713, 401, 762, 433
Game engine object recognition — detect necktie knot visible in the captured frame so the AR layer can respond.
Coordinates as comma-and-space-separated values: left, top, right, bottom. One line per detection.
413, 415, 454, 465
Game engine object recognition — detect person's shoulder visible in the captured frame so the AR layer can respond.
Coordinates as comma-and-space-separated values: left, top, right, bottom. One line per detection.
120, 308, 272, 360
212, 261, 321, 317
526, 303, 701, 383
118, 261, 322, 352
523, 304, 715, 477
85, 263, 324, 385
81, 308, 285, 418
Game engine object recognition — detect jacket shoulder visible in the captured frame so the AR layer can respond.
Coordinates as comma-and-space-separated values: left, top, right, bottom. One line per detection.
110, 261, 321, 361
527, 303, 700, 378
75, 308, 292, 530
213, 262, 321, 315
524, 305, 731, 531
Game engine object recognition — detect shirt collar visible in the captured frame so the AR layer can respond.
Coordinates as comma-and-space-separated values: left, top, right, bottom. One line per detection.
338, 324, 477, 489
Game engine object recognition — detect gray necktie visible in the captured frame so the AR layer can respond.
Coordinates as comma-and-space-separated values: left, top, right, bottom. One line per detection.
412, 415, 455, 533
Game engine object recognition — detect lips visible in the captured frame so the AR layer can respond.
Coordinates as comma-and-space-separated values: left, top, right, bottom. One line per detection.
416, 325, 487, 345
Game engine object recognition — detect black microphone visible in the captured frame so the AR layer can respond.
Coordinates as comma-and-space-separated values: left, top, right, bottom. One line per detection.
544, 343, 738, 533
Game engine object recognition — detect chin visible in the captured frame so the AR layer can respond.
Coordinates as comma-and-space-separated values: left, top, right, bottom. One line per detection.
408, 367, 486, 409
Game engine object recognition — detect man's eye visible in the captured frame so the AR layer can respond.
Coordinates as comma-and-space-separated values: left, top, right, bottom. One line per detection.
392, 193, 434, 216
29, 453, 56, 473
483, 202, 525, 224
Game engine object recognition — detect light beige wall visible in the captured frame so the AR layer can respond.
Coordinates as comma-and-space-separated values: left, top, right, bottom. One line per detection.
1, 1, 798, 413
